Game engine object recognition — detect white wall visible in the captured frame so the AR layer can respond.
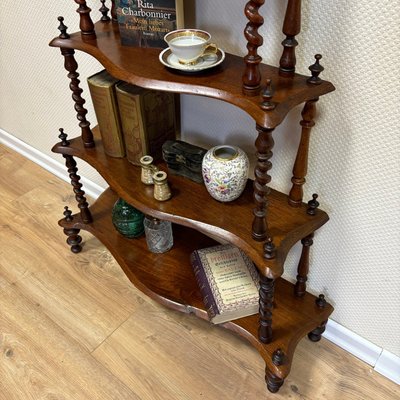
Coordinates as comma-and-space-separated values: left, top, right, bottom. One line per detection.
1, 1, 399, 358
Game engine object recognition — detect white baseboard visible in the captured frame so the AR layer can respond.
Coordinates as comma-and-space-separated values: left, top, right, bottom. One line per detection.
1, 128, 399, 386
0, 128, 105, 199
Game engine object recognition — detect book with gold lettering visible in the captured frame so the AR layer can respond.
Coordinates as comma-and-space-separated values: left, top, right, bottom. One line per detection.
116, 0, 184, 48
190, 244, 260, 324
115, 82, 177, 164
87, 70, 125, 158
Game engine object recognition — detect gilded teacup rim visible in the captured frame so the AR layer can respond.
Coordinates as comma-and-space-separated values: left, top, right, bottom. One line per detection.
164, 29, 211, 44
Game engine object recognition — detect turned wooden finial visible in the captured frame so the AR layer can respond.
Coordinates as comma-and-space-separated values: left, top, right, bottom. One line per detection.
307, 193, 320, 215
58, 128, 70, 146
316, 294, 327, 308
57, 16, 70, 39
307, 54, 324, 85
264, 237, 276, 259
99, 0, 111, 22
63, 206, 73, 222
260, 79, 276, 111
272, 349, 286, 366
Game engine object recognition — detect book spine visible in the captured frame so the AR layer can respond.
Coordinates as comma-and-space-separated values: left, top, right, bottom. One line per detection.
87, 80, 125, 158
190, 251, 219, 321
142, 90, 177, 161
115, 87, 147, 165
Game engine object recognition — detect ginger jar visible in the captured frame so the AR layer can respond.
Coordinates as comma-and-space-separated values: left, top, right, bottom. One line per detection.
202, 145, 249, 202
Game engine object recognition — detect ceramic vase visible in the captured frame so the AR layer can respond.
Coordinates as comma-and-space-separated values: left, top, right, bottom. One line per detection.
202, 145, 249, 202
112, 198, 145, 238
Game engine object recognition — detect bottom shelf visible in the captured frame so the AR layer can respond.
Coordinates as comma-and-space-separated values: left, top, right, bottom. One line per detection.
60, 188, 333, 380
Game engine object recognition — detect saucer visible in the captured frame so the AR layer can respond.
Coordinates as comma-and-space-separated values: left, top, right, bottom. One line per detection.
159, 47, 225, 72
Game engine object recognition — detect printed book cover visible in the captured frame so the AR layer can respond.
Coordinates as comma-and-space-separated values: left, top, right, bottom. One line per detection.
116, 0, 184, 48
190, 244, 260, 324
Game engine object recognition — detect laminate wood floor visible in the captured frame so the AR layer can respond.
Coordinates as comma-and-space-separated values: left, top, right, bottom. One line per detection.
0, 143, 399, 400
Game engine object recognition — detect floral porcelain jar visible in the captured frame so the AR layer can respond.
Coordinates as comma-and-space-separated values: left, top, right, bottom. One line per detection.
202, 145, 249, 202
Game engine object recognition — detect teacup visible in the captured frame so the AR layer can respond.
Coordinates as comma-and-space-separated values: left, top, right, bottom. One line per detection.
164, 29, 218, 65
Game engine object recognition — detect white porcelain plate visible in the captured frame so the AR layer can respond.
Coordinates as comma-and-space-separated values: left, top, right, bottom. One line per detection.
159, 47, 225, 72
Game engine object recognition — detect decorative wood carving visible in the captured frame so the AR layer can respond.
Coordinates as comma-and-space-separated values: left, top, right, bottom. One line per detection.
60, 47, 94, 148
242, 0, 265, 96
62, 206, 82, 253
289, 98, 318, 206
252, 125, 274, 241
259, 275, 275, 343
294, 232, 314, 297
308, 320, 327, 342
74, 0, 96, 38
279, 0, 302, 77
63, 155, 92, 224
265, 368, 284, 393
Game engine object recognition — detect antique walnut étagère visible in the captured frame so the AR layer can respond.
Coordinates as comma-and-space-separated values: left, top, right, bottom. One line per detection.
49, 0, 335, 394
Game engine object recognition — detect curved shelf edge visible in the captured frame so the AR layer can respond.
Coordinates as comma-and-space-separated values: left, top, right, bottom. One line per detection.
49, 21, 335, 130
60, 187, 334, 380
53, 133, 329, 279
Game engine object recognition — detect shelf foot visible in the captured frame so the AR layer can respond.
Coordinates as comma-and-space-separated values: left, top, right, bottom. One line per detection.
308, 320, 327, 342
265, 369, 285, 393
62, 206, 83, 253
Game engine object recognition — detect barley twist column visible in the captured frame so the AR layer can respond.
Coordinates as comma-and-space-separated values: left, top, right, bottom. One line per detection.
252, 125, 274, 241
259, 275, 275, 343
60, 48, 94, 148
63, 155, 92, 224
242, 0, 265, 96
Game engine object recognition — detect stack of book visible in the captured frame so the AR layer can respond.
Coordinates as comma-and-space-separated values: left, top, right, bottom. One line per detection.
87, 69, 177, 164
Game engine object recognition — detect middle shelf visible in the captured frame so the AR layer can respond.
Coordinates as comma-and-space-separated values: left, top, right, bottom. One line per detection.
53, 127, 329, 278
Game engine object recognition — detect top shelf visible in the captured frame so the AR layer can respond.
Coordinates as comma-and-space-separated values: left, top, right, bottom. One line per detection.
49, 20, 335, 130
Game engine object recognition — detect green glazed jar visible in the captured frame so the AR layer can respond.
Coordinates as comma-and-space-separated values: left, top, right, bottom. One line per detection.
112, 198, 144, 238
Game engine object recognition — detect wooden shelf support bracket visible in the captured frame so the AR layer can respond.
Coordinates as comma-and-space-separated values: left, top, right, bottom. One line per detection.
294, 232, 314, 297
258, 275, 275, 344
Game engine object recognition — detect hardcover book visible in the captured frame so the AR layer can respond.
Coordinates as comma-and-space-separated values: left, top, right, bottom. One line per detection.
190, 244, 260, 324
115, 82, 177, 164
116, 0, 184, 48
87, 70, 125, 158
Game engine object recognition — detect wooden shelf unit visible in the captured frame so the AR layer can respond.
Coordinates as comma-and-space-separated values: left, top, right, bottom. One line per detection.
50, 1, 335, 395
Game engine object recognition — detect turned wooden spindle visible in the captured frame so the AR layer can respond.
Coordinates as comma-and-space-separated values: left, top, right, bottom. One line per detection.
99, 0, 111, 22
252, 125, 274, 241
260, 79, 276, 111
58, 128, 70, 147
279, 0, 302, 77
60, 47, 94, 148
63, 155, 92, 224
242, 0, 265, 96
62, 206, 83, 253
259, 275, 275, 344
74, 0, 96, 38
294, 233, 314, 297
288, 98, 319, 206
111, 0, 118, 22
307, 193, 320, 215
